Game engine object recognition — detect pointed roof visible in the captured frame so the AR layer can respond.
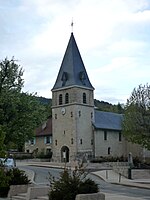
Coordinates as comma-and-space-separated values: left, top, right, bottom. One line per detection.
36, 118, 52, 137
52, 33, 94, 91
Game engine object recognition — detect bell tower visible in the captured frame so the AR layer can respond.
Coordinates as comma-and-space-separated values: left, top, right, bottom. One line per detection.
51, 33, 94, 162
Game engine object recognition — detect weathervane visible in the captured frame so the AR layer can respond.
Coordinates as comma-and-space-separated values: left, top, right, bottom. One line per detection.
71, 19, 74, 33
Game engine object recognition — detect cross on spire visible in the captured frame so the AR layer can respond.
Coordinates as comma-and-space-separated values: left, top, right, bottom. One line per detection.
71, 19, 74, 33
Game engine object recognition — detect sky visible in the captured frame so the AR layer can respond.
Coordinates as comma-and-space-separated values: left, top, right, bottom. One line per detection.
0, 0, 150, 104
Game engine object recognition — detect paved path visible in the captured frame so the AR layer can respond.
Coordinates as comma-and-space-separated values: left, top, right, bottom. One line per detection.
15, 161, 150, 200
17, 160, 150, 189
92, 170, 150, 190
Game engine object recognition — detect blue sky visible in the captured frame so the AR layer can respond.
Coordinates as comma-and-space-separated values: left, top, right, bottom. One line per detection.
0, 0, 150, 104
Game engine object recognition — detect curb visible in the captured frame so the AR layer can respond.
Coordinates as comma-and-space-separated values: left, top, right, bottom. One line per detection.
91, 172, 150, 190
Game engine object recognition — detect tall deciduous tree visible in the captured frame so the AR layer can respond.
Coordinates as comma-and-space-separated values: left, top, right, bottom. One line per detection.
123, 84, 150, 150
0, 58, 49, 151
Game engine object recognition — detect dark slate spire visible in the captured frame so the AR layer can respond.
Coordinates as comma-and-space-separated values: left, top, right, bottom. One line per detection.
52, 33, 94, 90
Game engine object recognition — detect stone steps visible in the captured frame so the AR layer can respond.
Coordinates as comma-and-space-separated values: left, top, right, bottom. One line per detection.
31, 196, 48, 200
10, 185, 49, 200
11, 193, 27, 200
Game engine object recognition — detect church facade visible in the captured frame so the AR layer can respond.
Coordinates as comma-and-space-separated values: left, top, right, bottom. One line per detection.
51, 32, 95, 162
25, 33, 150, 162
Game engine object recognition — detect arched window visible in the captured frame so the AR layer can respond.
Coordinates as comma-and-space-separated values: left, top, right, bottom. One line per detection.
59, 94, 63, 105
65, 93, 69, 104
83, 93, 86, 104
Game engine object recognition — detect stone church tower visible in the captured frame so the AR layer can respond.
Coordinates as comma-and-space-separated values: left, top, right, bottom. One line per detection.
51, 33, 94, 162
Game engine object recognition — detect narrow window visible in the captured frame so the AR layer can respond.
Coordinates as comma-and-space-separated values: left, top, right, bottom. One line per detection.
119, 132, 122, 141
64, 131, 65, 135
55, 114, 57, 119
79, 111, 81, 117
55, 140, 57, 146
91, 112, 93, 119
91, 139, 93, 145
65, 93, 69, 104
71, 112, 73, 117
108, 147, 111, 155
80, 139, 82, 144
71, 138, 73, 144
59, 94, 63, 105
83, 93, 86, 104
104, 130, 107, 140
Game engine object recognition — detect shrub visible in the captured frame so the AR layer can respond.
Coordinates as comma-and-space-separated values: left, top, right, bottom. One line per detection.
0, 168, 10, 197
78, 179, 98, 194
48, 164, 98, 200
6, 168, 31, 185
36, 151, 52, 159
91, 156, 128, 163
0, 167, 30, 197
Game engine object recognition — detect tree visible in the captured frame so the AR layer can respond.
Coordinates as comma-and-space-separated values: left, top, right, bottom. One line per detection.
0, 57, 24, 93
48, 164, 98, 200
0, 58, 49, 151
0, 125, 6, 156
123, 84, 150, 150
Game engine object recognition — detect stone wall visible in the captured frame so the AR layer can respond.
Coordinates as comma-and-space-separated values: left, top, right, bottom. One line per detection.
132, 169, 150, 179
76, 192, 105, 200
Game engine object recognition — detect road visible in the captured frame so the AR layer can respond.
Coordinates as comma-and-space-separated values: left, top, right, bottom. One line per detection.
19, 165, 150, 200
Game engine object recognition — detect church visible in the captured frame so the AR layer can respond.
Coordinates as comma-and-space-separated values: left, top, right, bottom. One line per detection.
25, 32, 150, 162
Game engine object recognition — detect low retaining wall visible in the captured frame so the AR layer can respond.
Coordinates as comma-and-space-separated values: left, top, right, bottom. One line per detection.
132, 169, 150, 179
8, 184, 28, 198
26, 186, 49, 200
76, 192, 105, 200
8, 185, 105, 200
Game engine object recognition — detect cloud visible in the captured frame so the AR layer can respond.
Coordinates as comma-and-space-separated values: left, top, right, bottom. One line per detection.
0, 0, 150, 104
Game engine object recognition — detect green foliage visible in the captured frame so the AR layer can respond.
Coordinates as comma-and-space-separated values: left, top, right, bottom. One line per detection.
36, 96, 52, 105
123, 84, 150, 149
0, 168, 10, 187
78, 179, 98, 194
36, 96, 52, 117
0, 57, 24, 93
6, 168, 31, 185
0, 125, 6, 156
48, 165, 98, 200
36, 151, 52, 159
91, 156, 127, 163
3, 92, 49, 151
94, 100, 124, 114
0, 167, 30, 197
0, 168, 10, 197
0, 57, 49, 151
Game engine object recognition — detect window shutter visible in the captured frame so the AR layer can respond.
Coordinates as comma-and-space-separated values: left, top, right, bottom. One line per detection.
34, 138, 36, 145
44, 137, 46, 144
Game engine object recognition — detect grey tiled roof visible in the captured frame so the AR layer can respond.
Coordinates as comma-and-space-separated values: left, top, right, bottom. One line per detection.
52, 33, 94, 90
93, 110, 123, 131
